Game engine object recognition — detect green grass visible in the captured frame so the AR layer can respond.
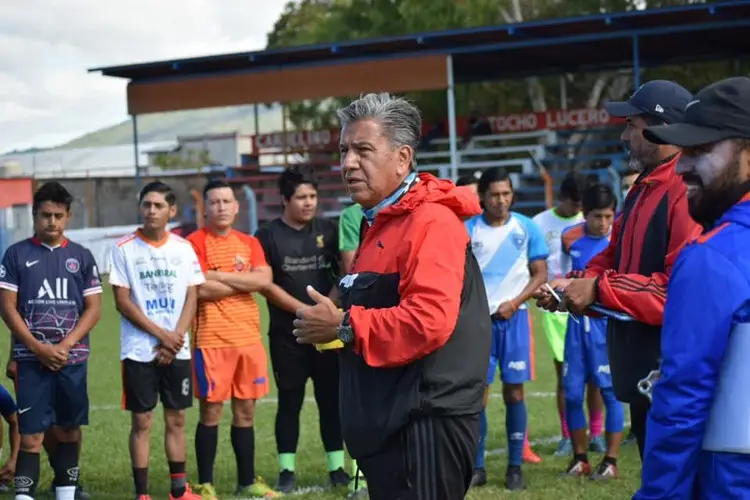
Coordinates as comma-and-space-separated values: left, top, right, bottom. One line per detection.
0, 289, 643, 499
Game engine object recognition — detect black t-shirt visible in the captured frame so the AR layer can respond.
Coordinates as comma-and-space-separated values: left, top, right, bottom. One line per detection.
256, 217, 340, 332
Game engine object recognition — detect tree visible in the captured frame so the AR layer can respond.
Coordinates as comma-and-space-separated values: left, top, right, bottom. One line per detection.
150, 149, 215, 170
265, 0, 747, 130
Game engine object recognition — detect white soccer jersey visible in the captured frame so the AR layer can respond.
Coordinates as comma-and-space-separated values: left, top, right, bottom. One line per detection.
465, 213, 549, 313
532, 208, 583, 281
108, 230, 205, 363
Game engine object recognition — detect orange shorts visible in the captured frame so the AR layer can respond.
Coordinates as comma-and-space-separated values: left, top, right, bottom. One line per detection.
193, 344, 270, 403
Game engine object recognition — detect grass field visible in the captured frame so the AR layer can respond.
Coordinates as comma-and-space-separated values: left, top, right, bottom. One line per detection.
0, 288, 643, 499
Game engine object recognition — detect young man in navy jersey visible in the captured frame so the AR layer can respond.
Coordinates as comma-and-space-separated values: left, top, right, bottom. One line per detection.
0, 182, 102, 500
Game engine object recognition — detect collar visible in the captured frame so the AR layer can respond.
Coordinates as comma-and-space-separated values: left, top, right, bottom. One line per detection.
636, 153, 680, 186
362, 171, 419, 224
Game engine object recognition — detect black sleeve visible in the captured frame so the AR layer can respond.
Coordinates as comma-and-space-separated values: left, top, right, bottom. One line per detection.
255, 224, 276, 271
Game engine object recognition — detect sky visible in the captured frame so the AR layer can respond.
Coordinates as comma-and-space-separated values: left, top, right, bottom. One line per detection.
0, 0, 288, 153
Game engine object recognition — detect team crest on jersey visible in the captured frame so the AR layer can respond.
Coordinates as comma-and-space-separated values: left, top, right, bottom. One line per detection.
65, 258, 80, 273
512, 231, 526, 249
316, 234, 325, 248
234, 255, 247, 272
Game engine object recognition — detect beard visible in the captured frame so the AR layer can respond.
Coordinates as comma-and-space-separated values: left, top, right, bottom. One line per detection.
686, 159, 750, 227
628, 141, 662, 173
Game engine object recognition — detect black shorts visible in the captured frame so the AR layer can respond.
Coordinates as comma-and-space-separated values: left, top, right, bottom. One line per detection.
121, 359, 193, 413
16, 361, 89, 435
269, 329, 339, 392
357, 414, 480, 500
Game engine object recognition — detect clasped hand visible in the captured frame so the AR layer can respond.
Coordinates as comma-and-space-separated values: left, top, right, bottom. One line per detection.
35, 342, 70, 371
533, 278, 597, 314
154, 330, 185, 365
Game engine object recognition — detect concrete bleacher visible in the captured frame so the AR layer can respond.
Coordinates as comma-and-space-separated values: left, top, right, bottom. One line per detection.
224, 126, 629, 223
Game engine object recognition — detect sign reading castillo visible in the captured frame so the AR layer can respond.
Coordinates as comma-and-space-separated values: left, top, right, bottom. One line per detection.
251, 107, 620, 150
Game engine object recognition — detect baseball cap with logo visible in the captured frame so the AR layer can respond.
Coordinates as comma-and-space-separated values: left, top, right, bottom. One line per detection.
643, 77, 750, 147
604, 80, 693, 125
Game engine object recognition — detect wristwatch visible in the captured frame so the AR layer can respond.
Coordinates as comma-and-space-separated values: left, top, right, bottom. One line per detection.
337, 311, 354, 344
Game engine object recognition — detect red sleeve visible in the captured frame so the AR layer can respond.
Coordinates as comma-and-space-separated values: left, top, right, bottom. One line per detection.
187, 231, 208, 273
593, 189, 702, 325
348, 206, 466, 368
240, 233, 269, 268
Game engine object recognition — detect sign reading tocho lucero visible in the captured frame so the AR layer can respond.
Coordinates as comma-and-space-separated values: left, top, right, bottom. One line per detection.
251, 107, 620, 150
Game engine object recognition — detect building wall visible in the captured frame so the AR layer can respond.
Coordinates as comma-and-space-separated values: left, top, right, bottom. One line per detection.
47, 175, 207, 229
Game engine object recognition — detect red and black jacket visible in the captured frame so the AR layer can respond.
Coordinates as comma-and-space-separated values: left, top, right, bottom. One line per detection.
339, 174, 490, 459
575, 155, 702, 403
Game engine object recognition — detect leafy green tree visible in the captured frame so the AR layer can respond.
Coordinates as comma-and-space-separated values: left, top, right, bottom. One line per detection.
151, 149, 214, 170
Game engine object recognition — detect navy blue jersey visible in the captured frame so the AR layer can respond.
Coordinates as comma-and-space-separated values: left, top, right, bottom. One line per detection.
561, 223, 612, 272
0, 384, 16, 418
0, 237, 102, 364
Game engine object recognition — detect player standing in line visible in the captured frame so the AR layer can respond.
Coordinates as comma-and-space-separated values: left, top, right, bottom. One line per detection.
466, 168, 548, 490
532, 172, 606, 457
256, 166, 349, 493
0, 383, 21, 490
0, 182, 102, 500
559, 184, 624, 479
187, 180, 279, 499
109, 181, 205, 500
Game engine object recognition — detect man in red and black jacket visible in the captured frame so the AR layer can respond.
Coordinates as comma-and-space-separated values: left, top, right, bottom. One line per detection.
536, 80, 702, 461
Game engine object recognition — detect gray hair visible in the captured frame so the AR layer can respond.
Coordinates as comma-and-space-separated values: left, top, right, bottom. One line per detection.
336, 93, 422, 167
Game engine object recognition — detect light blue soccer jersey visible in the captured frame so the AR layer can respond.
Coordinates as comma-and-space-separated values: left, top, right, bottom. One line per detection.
465, 212, 549, 313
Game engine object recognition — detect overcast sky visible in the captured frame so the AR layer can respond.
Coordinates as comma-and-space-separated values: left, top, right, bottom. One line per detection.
0, 0, 288, 153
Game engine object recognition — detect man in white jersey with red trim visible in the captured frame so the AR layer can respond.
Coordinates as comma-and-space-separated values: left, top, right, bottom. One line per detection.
109, 181, 205, 500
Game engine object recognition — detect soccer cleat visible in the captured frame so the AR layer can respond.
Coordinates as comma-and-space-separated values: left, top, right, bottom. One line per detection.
329, 467, 351, 488
195, 482, 218, 499
522, 439, 542, 464
561, 459, 591, 477
169, 484, 202, 500
590, 460, 618, 481
236, 477, 282, 498
136, 496, 152, 500
554, 437, 573, 457
275, 469, 296, 494
505, 466, 527, 491
470, 468, 487, 488
50, 482, 91, 500
589, 435, 607, 453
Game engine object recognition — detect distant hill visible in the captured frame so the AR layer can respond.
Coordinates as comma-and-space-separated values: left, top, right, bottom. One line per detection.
56, 104, 285, 150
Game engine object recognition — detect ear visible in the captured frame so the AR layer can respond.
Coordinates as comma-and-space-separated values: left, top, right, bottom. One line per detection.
396, 145, 414, 177
169, 204, 178, 220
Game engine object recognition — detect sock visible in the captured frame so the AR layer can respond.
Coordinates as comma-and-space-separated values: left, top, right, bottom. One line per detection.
565, 398, 588, 433
506, 401, 527, 467
475, 408, 487, 469
14, 451, 40, 498
574, 453, 588, 463
55, 486, 76, 500
132, 467, 148, 496
559, 411, 570, 439
195, 423, 218, 485
231, 426, 255, 488
589, 408, 604, 437
279, 453, 295, 473
52, 442, 79, 487
326, 450, 345, 472
168, 461, 186, 498
350, 459, 365, 491
602, 388, 625, 434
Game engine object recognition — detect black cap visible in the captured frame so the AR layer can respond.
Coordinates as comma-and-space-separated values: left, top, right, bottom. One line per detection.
604, 80, 693, 125
643, 77, 750, 147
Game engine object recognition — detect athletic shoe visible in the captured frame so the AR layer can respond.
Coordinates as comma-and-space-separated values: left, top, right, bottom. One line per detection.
347, 488, 369, 499
136, 496, 152, 500
470, 468, 487, 488
590, 460, 618, 481
195, 483, 218, 499
523, 440, 542, 464
236, 477, 282, 498
561, 459, 591, 477
505, 466, 526, 491
0, 481, 10, 493
329, 467, 351, 488
49, 482, 91, 500
554, 437, 573, 457
275, 470, 296, 494
589, 435, 607, 453
168, 484, 202, 499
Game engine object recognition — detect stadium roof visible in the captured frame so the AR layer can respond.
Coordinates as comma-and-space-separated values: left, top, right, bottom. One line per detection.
90, 0, 750, 115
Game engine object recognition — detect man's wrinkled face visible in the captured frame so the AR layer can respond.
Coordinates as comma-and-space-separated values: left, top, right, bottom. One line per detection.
340, 119, 412, 209
676, 140, 750, 225
621, 115, 662, 172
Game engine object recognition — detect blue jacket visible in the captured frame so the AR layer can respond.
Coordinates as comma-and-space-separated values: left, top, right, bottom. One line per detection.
635, 194, 750, 499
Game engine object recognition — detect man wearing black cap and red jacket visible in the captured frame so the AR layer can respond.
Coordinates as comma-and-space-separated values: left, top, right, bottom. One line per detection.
536, 80, 703, 464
